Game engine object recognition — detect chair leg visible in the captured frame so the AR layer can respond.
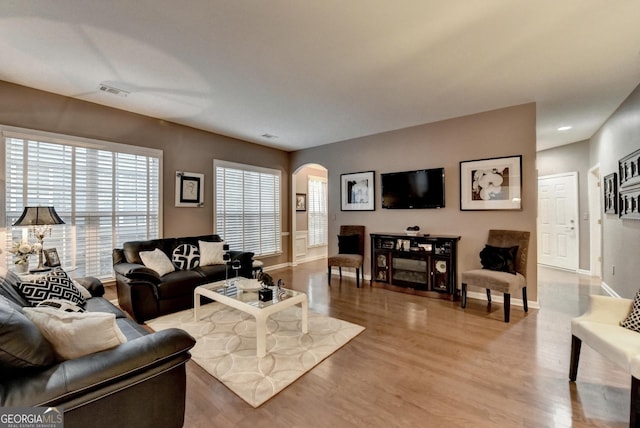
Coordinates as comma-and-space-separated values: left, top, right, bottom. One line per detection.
569, 335, 582, 381
356, 268, 360, 288
631, 375, 639, 428
522, 287, 528, 312
327, 266, 332, 286
339, 267, 342, 278
503, 293, 511, 322
461, 283, 467, 308
486, 289, 492, 302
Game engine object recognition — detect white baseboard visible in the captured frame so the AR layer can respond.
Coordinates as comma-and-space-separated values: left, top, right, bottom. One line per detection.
577, 268, 592, 276
263, 262, 291, 272
293, 254, 327, 265
601, 281, 621, 298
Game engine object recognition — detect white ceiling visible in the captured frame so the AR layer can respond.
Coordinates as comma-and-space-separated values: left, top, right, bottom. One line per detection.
1, 1, 639, 152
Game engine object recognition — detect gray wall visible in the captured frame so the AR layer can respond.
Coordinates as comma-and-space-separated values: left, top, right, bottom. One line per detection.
591, 82, 640, 298
292, 103, 539, 301
536, 140, 591, 271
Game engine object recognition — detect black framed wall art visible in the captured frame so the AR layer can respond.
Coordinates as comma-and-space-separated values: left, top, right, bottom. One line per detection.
340, 171, 375, 211
175, 171, 204, 207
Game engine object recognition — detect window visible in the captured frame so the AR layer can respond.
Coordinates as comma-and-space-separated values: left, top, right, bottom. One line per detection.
2, 126, 161, 278
307, 175, 328, 247
214, 160, 281, 256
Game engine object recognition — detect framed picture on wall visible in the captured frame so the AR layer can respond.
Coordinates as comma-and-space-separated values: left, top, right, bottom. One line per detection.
603, 172, 617, 214
459, 155, 522, 210
340, 171, 375, 211
296, 193, 307, 211
175, 171, 204, 207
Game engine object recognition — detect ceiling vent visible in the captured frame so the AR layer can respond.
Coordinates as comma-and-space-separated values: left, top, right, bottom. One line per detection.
261, 133, 278, 139
98, 83, 129, 97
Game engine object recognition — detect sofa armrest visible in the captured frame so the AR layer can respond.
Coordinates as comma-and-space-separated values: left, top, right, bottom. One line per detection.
0, 328, 196, 408
113, 262, 161, 285
74, 276, 105, 297
573, 295, 633, 325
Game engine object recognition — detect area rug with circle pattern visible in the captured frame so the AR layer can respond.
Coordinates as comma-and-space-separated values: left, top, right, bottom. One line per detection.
147, 302, 365, 407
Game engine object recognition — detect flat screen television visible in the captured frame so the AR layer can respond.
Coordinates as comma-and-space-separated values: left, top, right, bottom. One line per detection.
381, 168, 445, 209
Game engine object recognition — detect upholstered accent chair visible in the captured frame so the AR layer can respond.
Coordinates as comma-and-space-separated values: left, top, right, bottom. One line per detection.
460, 229, 530, 322
327, 225, 365, 288
570, 294, 640, 426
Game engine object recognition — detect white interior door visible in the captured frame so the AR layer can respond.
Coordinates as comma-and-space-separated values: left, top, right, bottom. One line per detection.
538, 173, 579, 271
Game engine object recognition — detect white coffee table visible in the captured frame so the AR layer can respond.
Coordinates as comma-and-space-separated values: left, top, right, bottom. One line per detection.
193, 278, 308, 358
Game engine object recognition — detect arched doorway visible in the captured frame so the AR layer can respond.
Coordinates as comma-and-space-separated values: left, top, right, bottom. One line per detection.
292, 163, 328, 265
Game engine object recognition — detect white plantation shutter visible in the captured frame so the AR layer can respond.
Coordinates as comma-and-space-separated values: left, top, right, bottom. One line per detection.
308, 175, 327, 247
3, 128, 161, 278
214, 160, 281, 256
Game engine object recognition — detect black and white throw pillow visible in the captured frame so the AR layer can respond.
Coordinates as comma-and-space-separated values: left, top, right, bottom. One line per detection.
172, 244, 200, 270
18, 269, 86, 307
621, 289, 640, 333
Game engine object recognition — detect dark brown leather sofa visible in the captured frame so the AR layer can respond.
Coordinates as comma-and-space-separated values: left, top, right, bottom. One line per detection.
113, 234, 254, 323
0, 270, 195, 428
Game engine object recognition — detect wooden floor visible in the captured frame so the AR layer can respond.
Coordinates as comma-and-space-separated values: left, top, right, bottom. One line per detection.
117, 261, 630, 427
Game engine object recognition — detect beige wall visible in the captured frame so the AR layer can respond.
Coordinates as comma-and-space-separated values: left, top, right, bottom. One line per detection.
0, 81, 291, 267
536, 140, 592, 271
292, 103, 539, 301
591, 82, 640, 299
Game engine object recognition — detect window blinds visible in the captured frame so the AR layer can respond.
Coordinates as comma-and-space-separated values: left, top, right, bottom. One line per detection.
307, 175, 328, 247
214, 160, 281, 257
3, 130, 161, 278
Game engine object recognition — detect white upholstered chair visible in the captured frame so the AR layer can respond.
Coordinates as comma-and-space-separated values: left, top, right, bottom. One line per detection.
460, 229, 530, 322
570, 294, 640, 426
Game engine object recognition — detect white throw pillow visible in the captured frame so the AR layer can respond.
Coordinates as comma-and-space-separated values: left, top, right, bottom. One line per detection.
72, 280, 93, 299
199, 240, 225, 266
139, 248, 175, 276
23, 307, 127, 360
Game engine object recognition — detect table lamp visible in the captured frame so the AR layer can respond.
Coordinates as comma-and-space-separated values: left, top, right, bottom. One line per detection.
12, 206, 65, 272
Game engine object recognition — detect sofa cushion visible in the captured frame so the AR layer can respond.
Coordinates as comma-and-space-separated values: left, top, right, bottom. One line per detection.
23, 306, 127, 360
479, 245, 519, 275
140, 248, 176, 277
0, 296, 56, 377
199, 240, 225, 266
0, 268, 31, 307
18, 269, 86, 307
172, 243, 200, 270
156, 270, 205, 299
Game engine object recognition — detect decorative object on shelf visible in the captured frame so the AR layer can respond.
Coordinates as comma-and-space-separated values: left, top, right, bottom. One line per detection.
9, 240, 36, 273
618, 148, 640, 188
340, 171, 375, 211
222, 244, 231, 285
459, 155, 522, 211
232, 259, 241, 284
43, 248, 61, 267
12, 206, 65, 273
405, 225, 420, 236
296, 193, 307, 211
276, 279, 286, 299
603, 172, 617, 214
175, 171, 204, 207
257, 271, 274, 288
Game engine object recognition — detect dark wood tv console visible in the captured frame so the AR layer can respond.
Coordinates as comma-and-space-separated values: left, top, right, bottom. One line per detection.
370, 233, 460, 300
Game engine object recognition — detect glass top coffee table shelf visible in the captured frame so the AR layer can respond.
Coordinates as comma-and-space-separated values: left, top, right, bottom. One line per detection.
193, 278, 308, 358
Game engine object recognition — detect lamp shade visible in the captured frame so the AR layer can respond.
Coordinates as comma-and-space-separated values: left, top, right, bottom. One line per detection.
12, 206, 65, 227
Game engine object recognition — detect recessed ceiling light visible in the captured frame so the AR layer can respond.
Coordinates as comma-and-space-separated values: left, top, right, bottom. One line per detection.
557, 126, 572, 131
261, 133, 278, 139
